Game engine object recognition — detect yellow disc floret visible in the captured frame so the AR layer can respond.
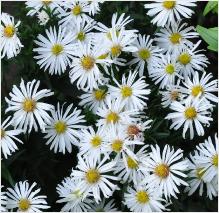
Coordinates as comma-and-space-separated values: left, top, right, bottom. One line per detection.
127, 125, 140, 137
4, 25, 15, 38
154, 163, 170, 179
1, 129, 6, 139
191, 85, 204, 97
184, 107, 197, 119
18, 198, 30, 211
169, 33, 182, 44
72, 5, 82, 16
23, 99, 36, 112
111, 139, 123, 152
94, 89, 106, 101
90, 136, 102, 147
86, 169, 100, 184
127, 157, 138, 169
51, 44, 63, 56
77, 31, 85, 41
138, 48, 151, 60
212, 154, 218, 167
196, 167, 205, 179
81, 56, 95, 71
170, 91, 179, 100
165, 64, 175, 74
178, 53, 191, 65
42, 0, 52, 5
163, 1, 176, 9
54, 121, 67, 134
111, 45, 122, 57
121, 86, 132, 98
136, 191, 150, 204
97, 53, 108, 59
106, 111, 120, 124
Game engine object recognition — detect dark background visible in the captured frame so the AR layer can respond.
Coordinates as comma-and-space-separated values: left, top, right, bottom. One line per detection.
1, 1, 218, 211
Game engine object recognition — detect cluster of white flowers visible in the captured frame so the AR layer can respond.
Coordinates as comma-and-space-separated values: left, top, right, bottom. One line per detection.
1, 0, 218, 212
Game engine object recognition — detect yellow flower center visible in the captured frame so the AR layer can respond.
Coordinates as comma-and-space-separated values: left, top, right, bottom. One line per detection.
54, 121, 67, 134
127, 125, 140, 137
86, 169, 100, 184
154, 164, 170, 179
94, 89, 106, 101
18, 198, 30, 211
51, 44, 63, 56
169, 33, 182, 44
4, 25, 15, 38
111, 139, 123, 153
1, 129, 6, 139
138, 48, 151, 60
72, 189, 82, 198
170, 91, 179, 100
136, 191, 149, 204
81, 56, 95, 71
90, 135, 102, 147
97, 53, 108, 59
212, 154, 218, 167
196, 167, 205, 180
184, 107, 197, 119
23, 99, 36, 112
111, 45, 122, 57
77, 31, 85, 41
106, 111, 120, 124
72, 5, 82, 16
165, 64, 175, 74
163, 1, 176, 9
42, 0, 52, 5
106, 30, 120, 40
178, 53, 191, 65
121, 86, 132, 98
127, 157, 138, 169
191, 85, 204, 97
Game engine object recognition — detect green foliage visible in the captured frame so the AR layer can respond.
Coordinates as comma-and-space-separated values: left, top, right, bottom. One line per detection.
203, 1, 218, 16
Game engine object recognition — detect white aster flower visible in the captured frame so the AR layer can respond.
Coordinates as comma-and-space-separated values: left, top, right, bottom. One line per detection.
36, 10, 50, 26
44, 102, 86, 154
159, 80, 182, 108
155, 21, 199, 54
194, 134, 218, 182
78, 126, 107, 162
185, 151, 218, 200
5, 79, 54, 133
88, 198, 118, 212
69, 39, 112, 91
129, 34, 163, 76
33, 26, 75, 75
114, 145, 149, 185
1, 116, 23, 159
180, 71, 218, 104
141, 144, 188, 199
71, 156, 119, 203
96, 97, 139, 129
144, 0, 196, 27
6, 180, 50, 212
176, 40, 209, 78
165, 97, 213, 139
1, 12, 23, 59
78, 87, 108, 114
148, 53, 182, 89
1, 186, 7, 212
87, 0, 104, 16
56, 177, 92, 212
124, 182, 166, 212
108, 70, 150, 110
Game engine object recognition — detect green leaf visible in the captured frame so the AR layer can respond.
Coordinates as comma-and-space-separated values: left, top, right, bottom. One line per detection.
203, 1, 218, 16
196, 25, 218, 52
1, 163, 15, 186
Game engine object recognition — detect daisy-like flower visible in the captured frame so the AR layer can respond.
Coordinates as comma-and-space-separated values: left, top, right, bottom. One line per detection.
159, 80, 182, 108
25, 0, 60, 16
148, 53, 182, 89
184, 151, 218, 200
124, 183, 166, 212
78, 87, 108, 114
5, 79, 54, 133
155, 21, 199, 54
69, 39, 112, 91
144, 0, 196, 27
44, 102, 86, 154
56, 177, 92, 212
36, 10, 50, 26
58, 1, 91, 27
96, 97, 139, 129
78, 126, 107, 162
33, 26, 75, 75
1, 116, 23, 159
180, 71, 218, 103
177, 40, 209, 78
114, 145, 149, 185
87, 0, 104, 16
108, 70, 150, 110
141, 144, 188, 199
129, 34, 163, 76
6, 180, 50, 212
1, 12, 23, 59
1, 186, 7, 212
194, 134, 218, 182
71, 156, 119, 203
165, 98, 213, 139
88, 198, 118, 212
